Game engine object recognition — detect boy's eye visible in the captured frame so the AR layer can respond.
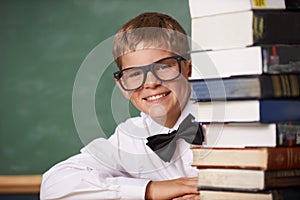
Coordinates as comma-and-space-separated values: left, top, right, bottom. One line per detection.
127, 70, 143, 78
155, 64, 171, 71
160, 64, 171, 70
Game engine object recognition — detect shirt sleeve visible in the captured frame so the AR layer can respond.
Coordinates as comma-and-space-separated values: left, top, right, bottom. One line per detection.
40, 149, 150, 200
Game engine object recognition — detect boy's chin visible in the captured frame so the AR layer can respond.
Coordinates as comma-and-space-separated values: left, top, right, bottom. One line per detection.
147, 105, 168, 121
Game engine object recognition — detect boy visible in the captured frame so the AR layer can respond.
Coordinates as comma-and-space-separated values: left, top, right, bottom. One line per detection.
41, 12, 202, 200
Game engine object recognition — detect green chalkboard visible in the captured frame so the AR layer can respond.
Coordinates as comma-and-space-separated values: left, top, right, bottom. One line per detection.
0, 0, 191, 175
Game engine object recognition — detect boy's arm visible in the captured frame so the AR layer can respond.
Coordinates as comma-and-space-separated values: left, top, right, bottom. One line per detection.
40, 146, 199, 200
40, 151, 150, 200
40, 157, 199, 200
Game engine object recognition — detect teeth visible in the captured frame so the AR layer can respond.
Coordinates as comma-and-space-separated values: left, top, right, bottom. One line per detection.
146, 93, 166, 101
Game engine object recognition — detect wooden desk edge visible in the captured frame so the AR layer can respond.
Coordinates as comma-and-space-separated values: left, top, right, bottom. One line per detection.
0, 175, 42, 194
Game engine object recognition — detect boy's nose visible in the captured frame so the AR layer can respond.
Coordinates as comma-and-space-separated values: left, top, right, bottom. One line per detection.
143, 71, 161, 88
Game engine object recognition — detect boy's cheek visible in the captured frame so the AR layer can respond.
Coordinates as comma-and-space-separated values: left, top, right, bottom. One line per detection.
115, 80, 132, 99
123, 91, 132, 100
120, 89, 132, 100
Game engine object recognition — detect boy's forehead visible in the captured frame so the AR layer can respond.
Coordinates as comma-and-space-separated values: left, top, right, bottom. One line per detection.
119, 41, 178, 58
120, 48, 175, 68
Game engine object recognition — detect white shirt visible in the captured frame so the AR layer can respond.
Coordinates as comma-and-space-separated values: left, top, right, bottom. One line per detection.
40, 101, 199, 200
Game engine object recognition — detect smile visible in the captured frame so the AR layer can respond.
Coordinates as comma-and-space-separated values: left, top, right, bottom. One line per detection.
143, 91, 171, 101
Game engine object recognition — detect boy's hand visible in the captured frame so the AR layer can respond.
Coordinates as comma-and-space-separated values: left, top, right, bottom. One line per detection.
145, 177, 200, 200
172, 194, 200, 200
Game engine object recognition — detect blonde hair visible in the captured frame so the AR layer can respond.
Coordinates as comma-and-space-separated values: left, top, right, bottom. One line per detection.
113, 12, 190, 69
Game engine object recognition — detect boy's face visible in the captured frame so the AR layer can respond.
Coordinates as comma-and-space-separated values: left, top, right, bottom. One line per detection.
116, 49, 191, 127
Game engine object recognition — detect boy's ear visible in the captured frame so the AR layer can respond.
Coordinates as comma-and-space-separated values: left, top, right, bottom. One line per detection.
115, 79, 131, 100
183, 59, 192, 78
187, 59, 192, 78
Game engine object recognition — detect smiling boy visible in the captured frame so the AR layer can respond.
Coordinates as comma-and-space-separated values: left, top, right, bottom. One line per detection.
41, 12, 202, 200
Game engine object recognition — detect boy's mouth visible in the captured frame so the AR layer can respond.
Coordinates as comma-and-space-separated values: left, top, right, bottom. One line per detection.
143, 91, 171, 101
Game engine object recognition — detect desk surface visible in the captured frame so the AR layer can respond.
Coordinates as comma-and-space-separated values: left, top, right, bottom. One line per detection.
0, 175, 42, 194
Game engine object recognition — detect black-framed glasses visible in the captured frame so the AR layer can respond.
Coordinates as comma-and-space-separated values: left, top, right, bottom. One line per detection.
113, 55, 187, 91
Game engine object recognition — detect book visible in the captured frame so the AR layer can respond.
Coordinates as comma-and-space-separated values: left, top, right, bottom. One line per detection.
193, 99, 300, 123
190, 74, 300, 101
287, 0, 300, 9
198, 188, 300, 200
191, 146, 300, 170
189, 0, 297, 19
191, 10, 300, 51
203, 122, 300, 148
197, 168, 300, 191
190, 45, 300, 79
277, 122, 300, 147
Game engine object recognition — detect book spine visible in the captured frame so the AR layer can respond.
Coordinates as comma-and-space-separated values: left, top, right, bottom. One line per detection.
262, 45, 300, 74
267, 147, 300, 170
265, 170, 300, 188
253, 11, 300, 45
277, 123, 300, 147
260, 100, 300, 123
260, 74, 300, 98
271, 187, 300, 200
286, 0, 300, 9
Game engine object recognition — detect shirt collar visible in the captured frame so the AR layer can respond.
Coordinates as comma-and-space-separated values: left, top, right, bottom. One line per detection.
141, 99, 198, 136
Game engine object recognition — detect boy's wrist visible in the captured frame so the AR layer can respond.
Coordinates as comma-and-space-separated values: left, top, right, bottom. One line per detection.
145, 181, 153, 200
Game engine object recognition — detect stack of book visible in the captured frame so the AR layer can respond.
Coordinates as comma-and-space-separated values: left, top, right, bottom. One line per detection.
188, 0, 300, 199
192, 146, 300, 199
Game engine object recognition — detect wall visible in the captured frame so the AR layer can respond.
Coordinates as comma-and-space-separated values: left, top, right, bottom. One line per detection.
0, 0, 191, 175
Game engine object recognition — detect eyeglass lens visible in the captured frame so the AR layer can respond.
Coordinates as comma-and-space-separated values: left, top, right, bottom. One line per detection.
120, 57, 181, 91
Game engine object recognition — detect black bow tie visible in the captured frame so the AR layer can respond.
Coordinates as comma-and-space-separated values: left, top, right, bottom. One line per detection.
146, 114, 204, 162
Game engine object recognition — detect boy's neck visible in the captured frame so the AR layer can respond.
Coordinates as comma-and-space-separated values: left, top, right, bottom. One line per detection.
152, 96, 190, 128
152, 112, 181, 129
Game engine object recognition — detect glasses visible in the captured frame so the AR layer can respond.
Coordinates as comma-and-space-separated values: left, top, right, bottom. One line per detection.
113, 55, 186, 91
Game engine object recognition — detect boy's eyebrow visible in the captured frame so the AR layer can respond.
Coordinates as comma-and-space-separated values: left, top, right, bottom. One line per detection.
188, 49, 212, 53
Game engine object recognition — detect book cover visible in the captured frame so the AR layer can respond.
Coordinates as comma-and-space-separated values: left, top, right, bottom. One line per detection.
191, 146, 300, 170
190, 45, 300, 79
191, 10, 300, 51
193, 99, 300, 123
190, 74, 300, 101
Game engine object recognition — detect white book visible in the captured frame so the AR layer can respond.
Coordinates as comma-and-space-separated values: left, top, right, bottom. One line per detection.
197, 168, 300, 191
203, 123, 276, 148
189, 0, 286, 19
191, 10, 300, 51
193, 99, 300, 123
192, 11, 255, 50
190, 45, 300, 79
190, 46, 262, 79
